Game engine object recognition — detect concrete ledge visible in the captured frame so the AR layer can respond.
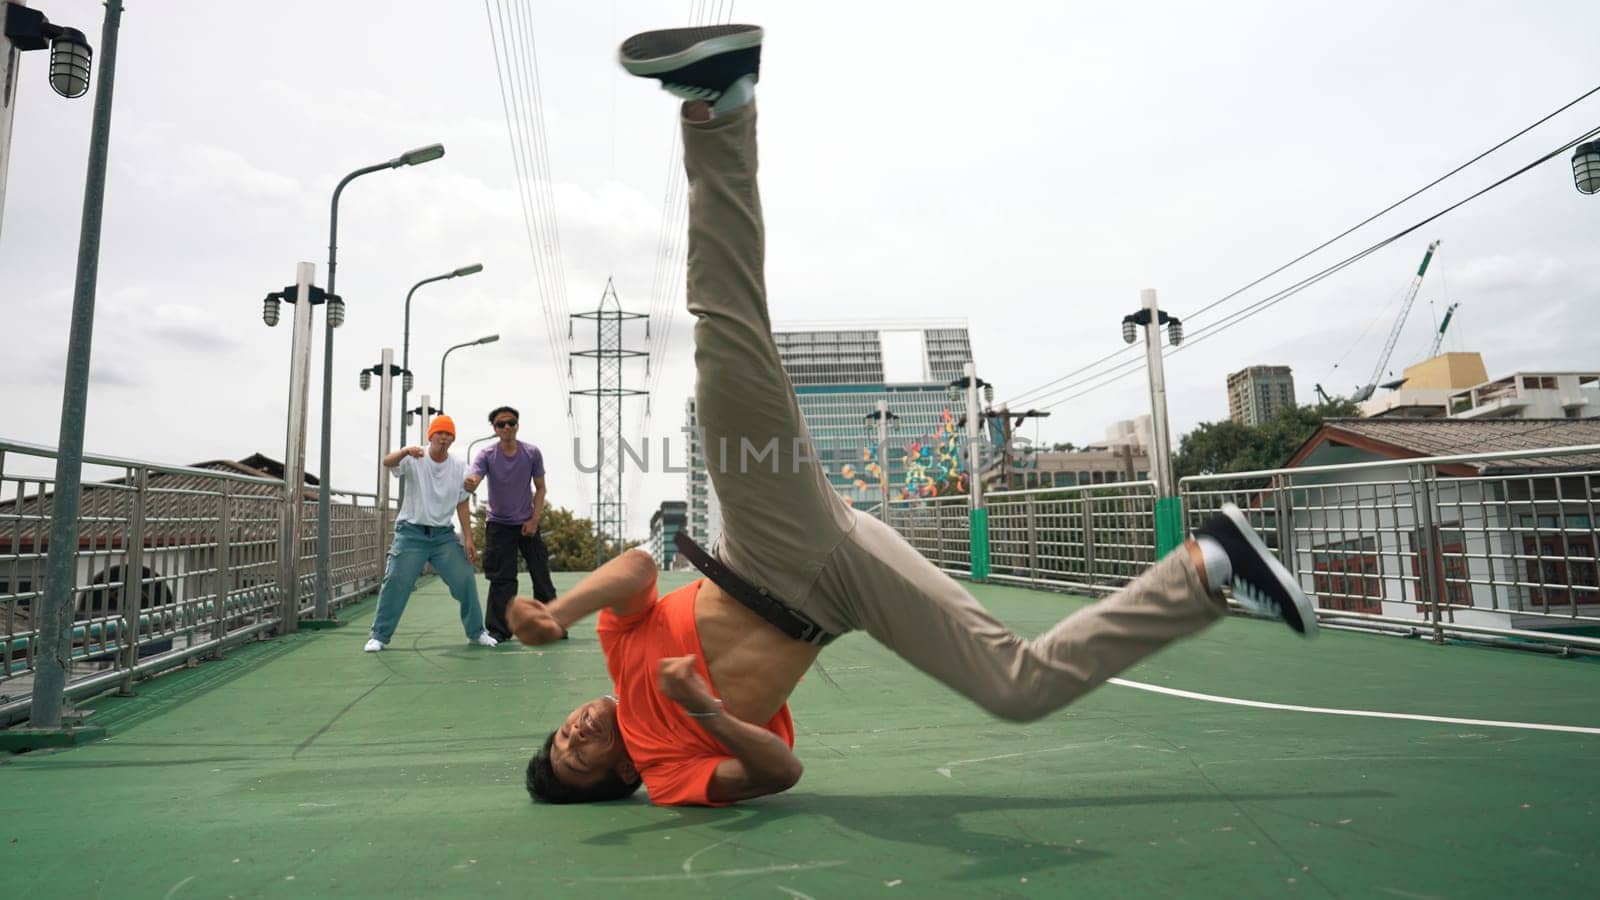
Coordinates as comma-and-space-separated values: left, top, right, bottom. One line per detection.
298, 618, 345, 630
0, 725, 108, 753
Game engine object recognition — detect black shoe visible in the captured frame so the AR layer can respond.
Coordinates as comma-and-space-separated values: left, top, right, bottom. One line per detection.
1194, 503, 1319, 638
618, 25, 762, 102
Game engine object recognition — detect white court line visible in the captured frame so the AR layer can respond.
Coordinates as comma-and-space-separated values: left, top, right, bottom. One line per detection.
572, 861, 846, 883
1108, 678, 1600, 736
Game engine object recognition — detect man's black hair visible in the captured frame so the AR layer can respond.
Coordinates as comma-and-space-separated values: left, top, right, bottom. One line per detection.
488, 405, 520, 425
526, 730, 643, 804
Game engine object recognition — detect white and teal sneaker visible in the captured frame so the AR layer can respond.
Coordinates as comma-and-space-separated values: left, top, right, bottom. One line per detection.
619, 24, 762, 104
1195, 503, 1319, 637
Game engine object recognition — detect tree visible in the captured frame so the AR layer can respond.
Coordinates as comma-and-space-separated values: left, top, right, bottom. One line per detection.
470, 502, 632, 573
1173, 398, 1360, 479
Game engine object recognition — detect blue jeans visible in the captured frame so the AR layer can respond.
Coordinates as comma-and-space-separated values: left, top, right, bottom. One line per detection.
369, 521, 485, 644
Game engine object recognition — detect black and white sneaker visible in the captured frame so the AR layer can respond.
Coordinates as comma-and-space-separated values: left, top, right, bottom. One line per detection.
618, 25, 763, 102
1194, 503, 1319, 638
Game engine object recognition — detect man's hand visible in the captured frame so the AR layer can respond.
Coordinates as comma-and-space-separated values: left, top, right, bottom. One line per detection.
463, 473, 483, 492
508, 598, 566, 645
405, 445, 425, 458
658, 656, 719, 715
521, 517, 539, 537
463, 539, 478, 565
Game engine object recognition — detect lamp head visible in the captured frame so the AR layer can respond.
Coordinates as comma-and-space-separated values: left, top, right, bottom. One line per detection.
48, 27, 92, 99
478, 334, 500, 345
1573, 140, 1600, 196
452, 263, 484, 278
395, 143, 445, 167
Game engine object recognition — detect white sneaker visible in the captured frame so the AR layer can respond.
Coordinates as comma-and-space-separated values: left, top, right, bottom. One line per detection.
473, 632, 499, 648
363, 638, 384, 653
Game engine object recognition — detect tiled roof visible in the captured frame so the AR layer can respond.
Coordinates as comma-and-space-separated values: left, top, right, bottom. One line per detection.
0, 455, 316, 553
1312, 418, 1600, 471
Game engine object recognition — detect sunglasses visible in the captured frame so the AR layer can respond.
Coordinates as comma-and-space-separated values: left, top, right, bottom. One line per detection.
493, 419, 518, 429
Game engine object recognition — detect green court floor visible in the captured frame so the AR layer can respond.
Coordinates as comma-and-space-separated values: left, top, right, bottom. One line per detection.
5, 572, 1599, 898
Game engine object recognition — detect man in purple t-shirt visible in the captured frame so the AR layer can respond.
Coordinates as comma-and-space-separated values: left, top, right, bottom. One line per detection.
465, 405, 558, 642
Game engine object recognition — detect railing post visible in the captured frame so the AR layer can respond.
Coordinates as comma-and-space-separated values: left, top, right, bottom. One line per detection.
969, 504, 991, 583
1153, 494, 1185, 558
1082, 492, 1098, 589
120, 466, 148, 695
1410, 464, 1443, 644
1025, 492, 1039, 585
213, 483, 232, 657
1274, 475, 1297, 580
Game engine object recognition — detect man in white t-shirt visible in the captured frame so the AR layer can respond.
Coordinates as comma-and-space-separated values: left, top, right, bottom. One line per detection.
364, 414, 498, 652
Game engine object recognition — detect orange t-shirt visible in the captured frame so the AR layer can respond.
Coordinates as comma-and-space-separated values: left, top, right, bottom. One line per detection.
597, 578, 796, 807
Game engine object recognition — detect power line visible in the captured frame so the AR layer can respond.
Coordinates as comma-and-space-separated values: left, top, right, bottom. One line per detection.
1184, 81, 1600, 325
484, 1, 585, 499
1003, 81, 1600, 410
1029, 122, 1600, 413
623, 0, 736, 510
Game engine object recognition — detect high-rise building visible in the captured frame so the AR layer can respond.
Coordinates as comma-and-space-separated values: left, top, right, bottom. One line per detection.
773, 323, 976, 509
682, 397, 722, 547
648, 501, 688, 569
681, 323, 980, 529
1227, 365, 1296, 426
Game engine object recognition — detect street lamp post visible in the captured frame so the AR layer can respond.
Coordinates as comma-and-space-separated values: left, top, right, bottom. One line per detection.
26, 0, 118, 734
313, 142, 444, 623
359, 350, 407, 552
437, 334, 499, 414
407, 396, 441, 438
258, 265, 337, 635
1, 0, 95, 241
1121, 288, 1185, 556
464, 433, 495, 514
400, 263, 482, 446
863, 400, 899, 525
946, 365, 994, 581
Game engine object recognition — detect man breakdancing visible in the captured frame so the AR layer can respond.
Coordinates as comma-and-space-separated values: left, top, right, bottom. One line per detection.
508, 24, 1318, 807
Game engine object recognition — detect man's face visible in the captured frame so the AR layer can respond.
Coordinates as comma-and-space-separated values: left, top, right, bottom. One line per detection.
492, 412, 519, 438
428, 431, 455, 456
550, 697, 627, 788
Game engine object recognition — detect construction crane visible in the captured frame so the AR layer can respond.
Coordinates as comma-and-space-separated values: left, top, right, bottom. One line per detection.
1427, 301, 1460, 358
1351, 239, 1441, 402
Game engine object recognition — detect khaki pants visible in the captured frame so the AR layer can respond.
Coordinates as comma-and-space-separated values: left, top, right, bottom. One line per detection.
684, 105, 1222, 722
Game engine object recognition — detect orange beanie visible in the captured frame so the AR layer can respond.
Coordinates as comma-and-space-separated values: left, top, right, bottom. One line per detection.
427, 415, 456, 438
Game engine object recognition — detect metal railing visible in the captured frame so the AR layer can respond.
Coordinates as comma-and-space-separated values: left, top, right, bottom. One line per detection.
885, 494, 973, 576
0, 439, 387, 726
881, 443, 1600, 653
987, 480, 1159, 591
888, 479, 1161, 591
1180, 443, 1600, 648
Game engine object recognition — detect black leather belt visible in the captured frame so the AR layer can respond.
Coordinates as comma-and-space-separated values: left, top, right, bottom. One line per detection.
674, 531, 836, 646
400, 521, 451, 536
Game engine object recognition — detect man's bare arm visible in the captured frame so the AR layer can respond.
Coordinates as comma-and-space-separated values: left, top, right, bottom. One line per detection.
525, 475, 547, 535
658, 656, 802, 803
384, 446, 423, 468
510, 548, 657, 644
456, 500, 477, 565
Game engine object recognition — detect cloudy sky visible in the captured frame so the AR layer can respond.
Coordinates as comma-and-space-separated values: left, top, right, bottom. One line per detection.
4, 0, 1598, 539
